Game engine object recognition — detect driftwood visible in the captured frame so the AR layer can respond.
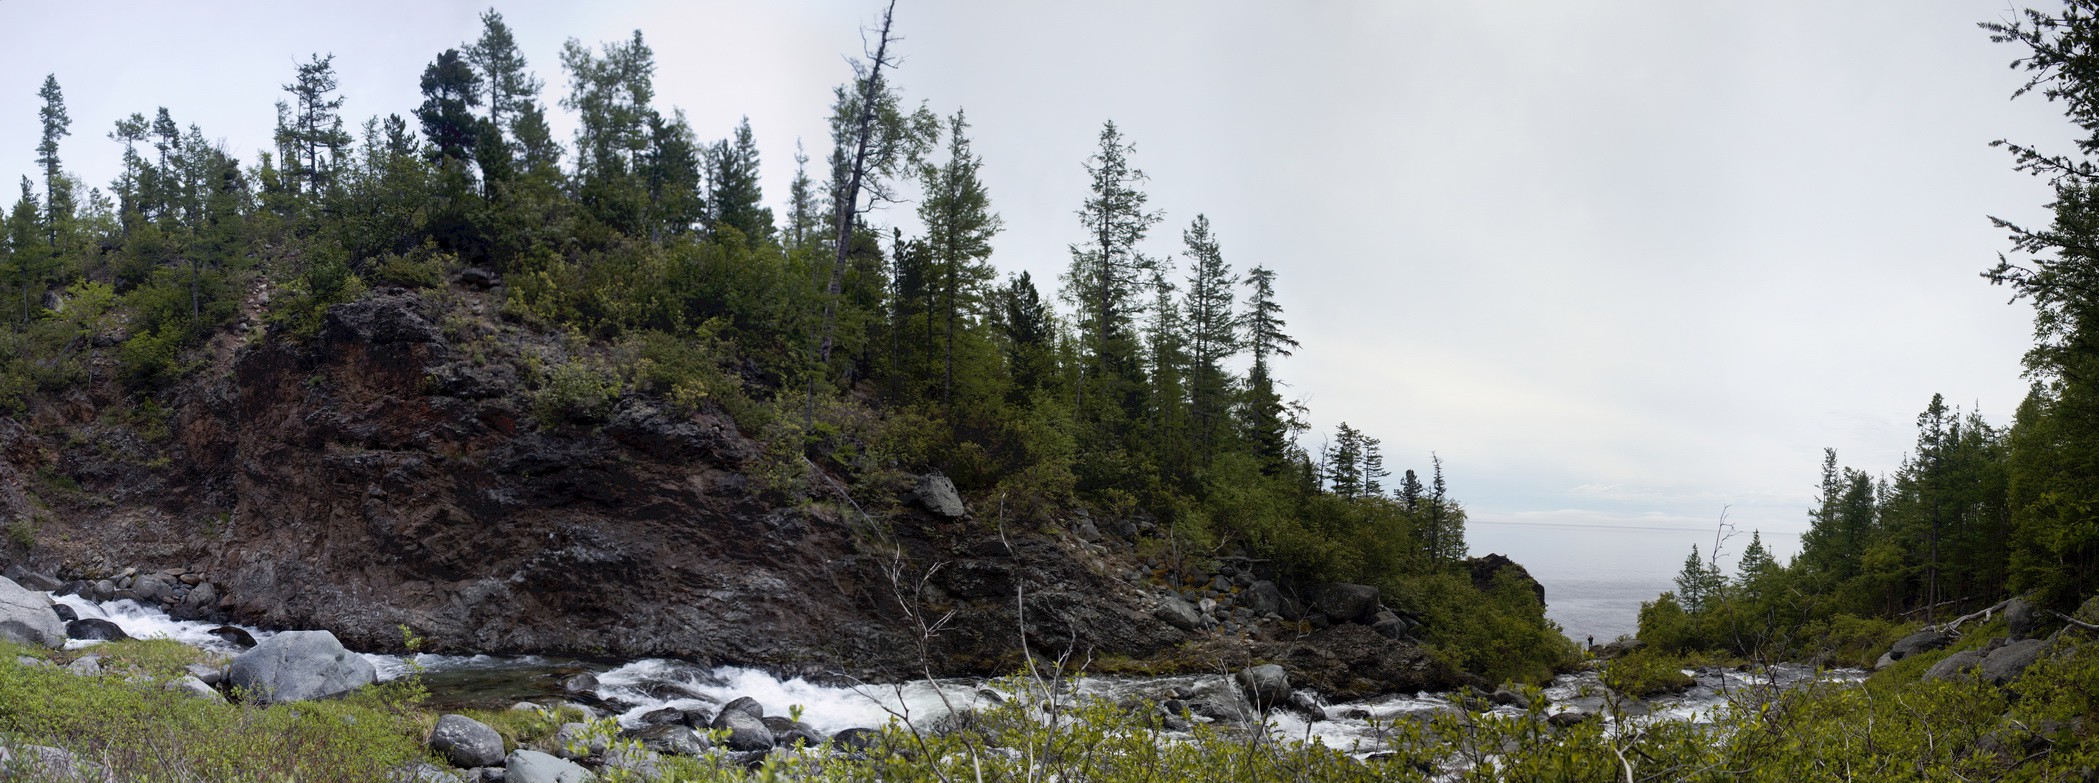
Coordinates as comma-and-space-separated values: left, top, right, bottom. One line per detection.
2055, 611, 2099, 633
1928, 597, 2015, 634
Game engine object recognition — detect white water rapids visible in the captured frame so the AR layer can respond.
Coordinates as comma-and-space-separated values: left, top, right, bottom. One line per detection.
40, 591, 1863, 756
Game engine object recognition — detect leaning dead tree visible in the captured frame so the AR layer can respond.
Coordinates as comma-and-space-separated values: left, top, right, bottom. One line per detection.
815, 0, 898, 370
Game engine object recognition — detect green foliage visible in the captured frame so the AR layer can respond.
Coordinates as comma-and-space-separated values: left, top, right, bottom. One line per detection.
532, 356, 624, 426
4, 517, 35, 550
1601, 648, 1696, 698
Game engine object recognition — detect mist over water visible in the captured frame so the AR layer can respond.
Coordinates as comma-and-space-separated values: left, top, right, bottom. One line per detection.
1468, 519, 1801, 645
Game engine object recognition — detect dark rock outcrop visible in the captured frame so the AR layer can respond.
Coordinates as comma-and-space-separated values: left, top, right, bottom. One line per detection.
1888, 630, 1952, 663
1467, 553, 1546, 606
65, 618, 128, 641
1980, 639, 2046, 686
1269, 624, 1460, 700
1311, 583, 1380, 625
1922, 649, 1985, 682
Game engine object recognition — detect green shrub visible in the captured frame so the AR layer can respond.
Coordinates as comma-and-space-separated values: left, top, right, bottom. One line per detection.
532, 360, 622, 426
1603, 648, 1697, 697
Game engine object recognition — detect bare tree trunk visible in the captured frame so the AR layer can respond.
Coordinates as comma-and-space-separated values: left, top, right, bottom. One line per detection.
808, 0, 900, 427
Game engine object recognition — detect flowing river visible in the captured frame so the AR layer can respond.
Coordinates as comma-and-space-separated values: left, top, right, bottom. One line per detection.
44, 591, 1860, 758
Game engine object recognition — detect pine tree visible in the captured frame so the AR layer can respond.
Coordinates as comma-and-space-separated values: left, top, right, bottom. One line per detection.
642, 109, 704, 241
1143, 266, 1191, 476
416, 49, 484, 168
705, 117, 773, 245
4, 180, 50, 326
1675, 544, 1726, 614
1181, 214, 1239, 459
918, 109, 1001, 413
1737, 530, 1776, 588
36, 75, 72, 242
1062, 120, 1161, 418
1399, 469, 1424, 510
109, 113, 150, 227
1361, 434, 1388, 497
1423, 453, 1467, 561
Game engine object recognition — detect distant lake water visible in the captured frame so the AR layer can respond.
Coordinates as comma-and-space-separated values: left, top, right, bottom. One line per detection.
1466, 519, 1794, 646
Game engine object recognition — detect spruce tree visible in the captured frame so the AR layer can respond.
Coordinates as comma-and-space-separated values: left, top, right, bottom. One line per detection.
1182, 214, 1239, 459
1062, 120, 1161, 418
1240, 265, 1299, 472
35, 75, 72, 242
917, 109, 1001, 412
466, 9, 543, 138
416, 49, 484, 168
785, 140, 822, 254
706, 117, 773, 244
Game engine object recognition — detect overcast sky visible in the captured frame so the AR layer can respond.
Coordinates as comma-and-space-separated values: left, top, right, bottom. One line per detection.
0, 1, 2075, 560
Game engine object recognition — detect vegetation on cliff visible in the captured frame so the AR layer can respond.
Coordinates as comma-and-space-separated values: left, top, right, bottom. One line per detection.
0, 7, 1569, 681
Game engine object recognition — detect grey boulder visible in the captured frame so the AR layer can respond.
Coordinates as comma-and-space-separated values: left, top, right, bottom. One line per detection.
226, 630, 377, 703
710, 706, 775, 751
1153, 597, 1205, 632
1922, 649, 1985, 682
1241, 581, 1284, 616
1312, 583, 1380, 625
0, 577, 65, 648
1235, 664, 1291, 712
387, 762, 464, 783
1888, 630, 1951, 662
914, 473, 967, 518
2007, 598, 2037, 640
65, 618, 128, 641
431, 714, 507, 768
1980, 638, 2046, 686
505, 749, 594, 783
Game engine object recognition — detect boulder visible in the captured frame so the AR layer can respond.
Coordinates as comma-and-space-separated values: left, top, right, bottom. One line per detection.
226, 630, 377, 703
169, 675, 222, 701
14, 572, 62, 592
1980, 639, 2046, 686
560, 672, 598, 694
130, 573, 176, 605
430, 714, 506, 768
65, 656, 102, 676
718, 695, 765, 720
832, 727, 881, 752
2007, 598, 2037, 640
90, 581, 114, 602
1888, 630, 1952, 662
185, 663, 225, 686
65, 618, 129, 642
1152, 597, 1204, 632
760, 715, 823, 748
1272, 624, 1461, 701
386, 763, 464, 783
208, 626, 258, 649
171, 582, 218, 621
0, 577, 65, 648
1235, 664, 1291, 712
551, 723, 606, 760
599, 745, 661, 779
1370, 611, 1409, 641
914, 473, 967, 519
625, 724, 710, 756
1492, 688, 1532, 709
0, 744, 102, 781
634, 706, 686, 727
1241, 581, 1284, 616
1311, 583, 1380, 625
1547, 710, 1593, 728
323, 294, 442, 345
51, 604, 75, 622
710, 705, 775, 751
504, 749, 594, 783
1922, 650, 1985, 682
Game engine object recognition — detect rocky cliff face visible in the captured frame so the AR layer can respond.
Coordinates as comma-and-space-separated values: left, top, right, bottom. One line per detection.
0, 286, 1480, 692
0, 289, 1201, 679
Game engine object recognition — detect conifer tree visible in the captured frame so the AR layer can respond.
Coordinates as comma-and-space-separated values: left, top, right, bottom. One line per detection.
1181, 214, 1239, 459
1327, 422, 1364, 498
4, 180, 49, 325
109, 113, 149, 227
36, 75, 72, 242
785, 140, 822, 254
1362, 434, 1388, 497
643, 109, 704, 241
918, 109, 1001, 412
416, 49, 484, 168
1399, 468, 1424, 510
561, 31, 658, 234
706, 117, 773, 244
998, 271, 1055, 399
466, 9, 542, 138
274, 54, 351, 202
1062, 120, 1161, 418
1240, 265, 1299, 472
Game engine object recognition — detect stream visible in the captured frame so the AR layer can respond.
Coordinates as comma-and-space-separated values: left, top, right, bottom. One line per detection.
44, 591, 1863, 757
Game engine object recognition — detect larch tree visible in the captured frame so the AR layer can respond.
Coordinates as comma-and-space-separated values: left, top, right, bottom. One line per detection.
917, 108, 1002, 413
